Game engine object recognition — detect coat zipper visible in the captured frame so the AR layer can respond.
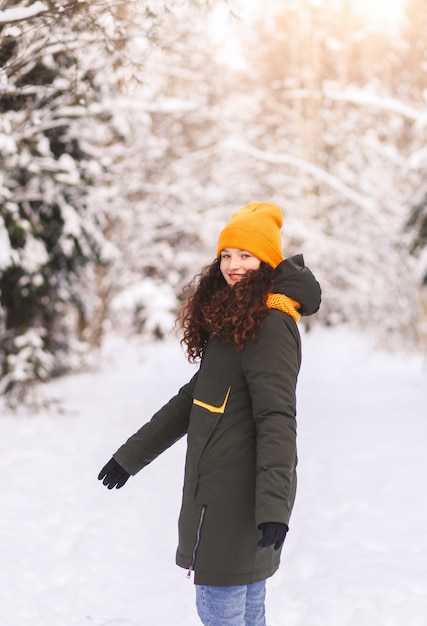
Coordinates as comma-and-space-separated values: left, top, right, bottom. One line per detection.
187, 505, 207, 579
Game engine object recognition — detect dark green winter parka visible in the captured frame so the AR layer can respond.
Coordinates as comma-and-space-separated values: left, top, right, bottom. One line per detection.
113, 255, 321, 586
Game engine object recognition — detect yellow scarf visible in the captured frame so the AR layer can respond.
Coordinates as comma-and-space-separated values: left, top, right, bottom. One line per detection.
266, 293, 301, 323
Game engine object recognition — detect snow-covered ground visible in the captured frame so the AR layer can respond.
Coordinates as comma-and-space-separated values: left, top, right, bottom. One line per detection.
1, 326, 426, 626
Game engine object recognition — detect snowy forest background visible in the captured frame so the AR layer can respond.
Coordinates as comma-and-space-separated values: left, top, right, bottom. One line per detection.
1, 0, 427, 409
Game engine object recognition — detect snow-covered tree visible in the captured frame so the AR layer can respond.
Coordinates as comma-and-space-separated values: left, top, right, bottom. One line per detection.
72, 0, 427, 352
3, 0, 427, 409
0, 0, 222, 404
0, 1, 123, 406
99, 3, 235, 338
171, 0, 425, 348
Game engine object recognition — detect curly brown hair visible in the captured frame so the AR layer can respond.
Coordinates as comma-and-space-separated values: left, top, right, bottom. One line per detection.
177, 260, 275, 362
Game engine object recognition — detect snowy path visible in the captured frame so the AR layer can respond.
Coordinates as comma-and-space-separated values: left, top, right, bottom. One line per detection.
0, 327, 426, 626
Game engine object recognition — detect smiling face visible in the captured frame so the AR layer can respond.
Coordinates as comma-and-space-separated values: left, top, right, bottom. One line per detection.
219, 248, 262, 286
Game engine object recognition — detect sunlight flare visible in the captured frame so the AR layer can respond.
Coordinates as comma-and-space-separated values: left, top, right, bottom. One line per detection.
354, 0, 407, 29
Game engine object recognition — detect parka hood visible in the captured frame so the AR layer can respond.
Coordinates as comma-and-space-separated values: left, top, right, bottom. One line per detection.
273, 254, 321, 316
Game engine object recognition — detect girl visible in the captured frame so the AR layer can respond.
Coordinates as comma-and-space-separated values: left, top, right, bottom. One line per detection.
98, 201, 321, 626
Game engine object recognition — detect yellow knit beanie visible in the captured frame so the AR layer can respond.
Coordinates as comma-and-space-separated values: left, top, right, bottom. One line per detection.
216, 202, 284, 268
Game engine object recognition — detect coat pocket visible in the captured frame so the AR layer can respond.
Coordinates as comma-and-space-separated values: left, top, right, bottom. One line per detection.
185, 378, 231, 500
193, 377, 231, 414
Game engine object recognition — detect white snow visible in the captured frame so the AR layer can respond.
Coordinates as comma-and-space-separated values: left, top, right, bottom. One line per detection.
0, 326, 426, 626
20, 234, 49, 273
111, 279, 177, 338
0, 1, 48, 25
279, 87, 426, 126
0, 216, 14, 270
223, 139, 388, 227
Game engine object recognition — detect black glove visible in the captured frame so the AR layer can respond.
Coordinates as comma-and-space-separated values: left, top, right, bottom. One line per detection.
98, 457, 130, 489
257, 522, 288, 550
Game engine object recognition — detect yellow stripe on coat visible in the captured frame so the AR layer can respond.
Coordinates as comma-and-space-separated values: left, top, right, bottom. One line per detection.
193, 387, 231, 413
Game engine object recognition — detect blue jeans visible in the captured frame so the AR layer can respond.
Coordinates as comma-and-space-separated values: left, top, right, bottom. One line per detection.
195, 580, 267, 626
